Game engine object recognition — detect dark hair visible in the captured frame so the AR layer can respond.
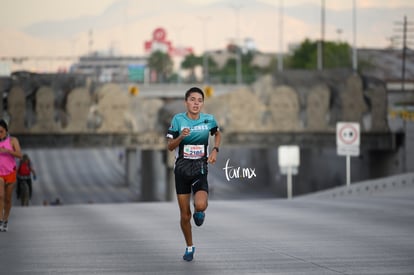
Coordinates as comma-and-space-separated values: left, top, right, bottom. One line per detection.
0, 119, 8, 132
185, 87, 204, 101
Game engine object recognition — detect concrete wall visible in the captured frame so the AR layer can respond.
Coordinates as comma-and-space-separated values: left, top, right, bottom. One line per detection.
212, 146, 402, 198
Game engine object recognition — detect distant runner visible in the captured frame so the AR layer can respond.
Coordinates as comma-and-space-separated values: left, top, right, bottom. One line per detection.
0, 119, 23, 232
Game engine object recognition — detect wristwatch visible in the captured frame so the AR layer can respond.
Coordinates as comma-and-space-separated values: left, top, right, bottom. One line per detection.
212, 147, 219, 153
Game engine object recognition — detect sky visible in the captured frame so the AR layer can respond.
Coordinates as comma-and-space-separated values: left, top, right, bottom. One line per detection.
0, 0, 413, 72
1, 0, 411, 28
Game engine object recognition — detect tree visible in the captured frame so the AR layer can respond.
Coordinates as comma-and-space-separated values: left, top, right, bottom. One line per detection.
212, 49, 260, 84
286, 39, 352, 69
204, 55, 218, 83
240, 51, 257, 84
147, 50, 173, 83
181, 54, 202, 82
220, 57, 237, 84
323, 41, 352, 68
287, 39, 317, 69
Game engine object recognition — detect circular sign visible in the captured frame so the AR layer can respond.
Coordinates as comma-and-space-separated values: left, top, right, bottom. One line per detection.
153, 28, 166, 42
338, 124, 358, 145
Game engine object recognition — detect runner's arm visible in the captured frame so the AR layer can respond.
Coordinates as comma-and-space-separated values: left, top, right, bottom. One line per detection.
208, 130, 221, 164
167, 135, 184, 151
8, 137, 23, 159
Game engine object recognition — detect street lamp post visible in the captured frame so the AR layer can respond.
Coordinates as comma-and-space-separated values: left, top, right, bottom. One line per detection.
198, 16, 211, 84
230, 4, 243, 85
278, 0, 284, 72
173, 25, 185, 84
317, 0, 325, 70
352, 0, 358, 72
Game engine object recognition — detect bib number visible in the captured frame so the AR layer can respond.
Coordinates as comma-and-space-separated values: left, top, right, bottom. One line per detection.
183, 145, 205, 159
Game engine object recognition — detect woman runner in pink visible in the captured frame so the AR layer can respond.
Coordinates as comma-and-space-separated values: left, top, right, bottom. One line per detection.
0, 119, 22, 232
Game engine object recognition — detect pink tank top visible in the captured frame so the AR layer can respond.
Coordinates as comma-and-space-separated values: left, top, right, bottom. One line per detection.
0, 136, 16, 175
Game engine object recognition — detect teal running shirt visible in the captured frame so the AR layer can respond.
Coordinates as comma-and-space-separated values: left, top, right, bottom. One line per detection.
166, 112, 219, 159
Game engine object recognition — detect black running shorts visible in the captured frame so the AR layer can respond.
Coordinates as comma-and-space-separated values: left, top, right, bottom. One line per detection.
175, 172, 209, 195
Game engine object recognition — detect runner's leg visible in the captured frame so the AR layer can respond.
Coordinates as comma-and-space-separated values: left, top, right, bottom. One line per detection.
0, 179, 5, 220
3, 182, 15, 221
194, 190, 208, 212
177, 193, 193, 246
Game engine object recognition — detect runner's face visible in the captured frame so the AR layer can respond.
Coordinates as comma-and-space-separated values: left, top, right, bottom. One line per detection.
185, 92, 204, 115
0, 126, 6, 139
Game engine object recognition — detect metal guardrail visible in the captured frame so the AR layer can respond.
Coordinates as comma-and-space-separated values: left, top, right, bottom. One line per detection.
304, 172, 414, 199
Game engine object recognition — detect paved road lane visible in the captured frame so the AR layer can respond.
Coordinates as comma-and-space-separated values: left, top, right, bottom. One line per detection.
2, 177, 414, 274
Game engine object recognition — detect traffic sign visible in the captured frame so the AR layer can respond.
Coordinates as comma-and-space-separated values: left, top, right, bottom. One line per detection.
336, 122, 360, 187
337, 146, 359, 156
278, 145, 300, 169
336, 122, 360, 147
336, 122, 360, 156
278, 145, 300, 199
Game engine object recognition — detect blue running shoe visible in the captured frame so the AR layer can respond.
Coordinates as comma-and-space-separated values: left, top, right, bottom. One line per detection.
193, 211, 205, 226
183, 246, 195, 261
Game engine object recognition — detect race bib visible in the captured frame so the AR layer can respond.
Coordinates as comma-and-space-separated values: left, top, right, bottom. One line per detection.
183, 145, 205, 159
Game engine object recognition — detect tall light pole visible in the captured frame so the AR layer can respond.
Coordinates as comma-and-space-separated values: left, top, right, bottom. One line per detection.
278, 0, 284, 72
230, 4, 242, 85
88, 29, 94, 56
352, 0, 358, 72
317, 0, 325, 70
173, 25, 185, 84
198, 16, 211, 84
